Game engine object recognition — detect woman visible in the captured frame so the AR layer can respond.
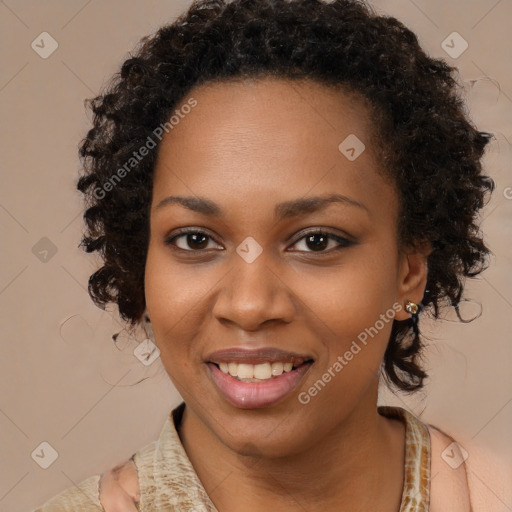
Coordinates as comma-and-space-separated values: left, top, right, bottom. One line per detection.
34, 0, 494, 510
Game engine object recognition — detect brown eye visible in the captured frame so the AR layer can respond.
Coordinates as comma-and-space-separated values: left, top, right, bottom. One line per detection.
304, 233, 329, 251
290, 230, 355, 254
165, 229, 221, 251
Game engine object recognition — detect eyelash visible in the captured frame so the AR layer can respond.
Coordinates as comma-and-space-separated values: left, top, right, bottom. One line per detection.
164, 228, 355, 255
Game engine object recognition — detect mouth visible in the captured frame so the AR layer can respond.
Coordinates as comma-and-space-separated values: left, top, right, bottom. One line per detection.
205, 348, 314, 409
210, 359, 313, 382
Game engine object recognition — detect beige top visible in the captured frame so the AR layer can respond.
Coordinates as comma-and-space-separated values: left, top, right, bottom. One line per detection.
33, 403, 432, 512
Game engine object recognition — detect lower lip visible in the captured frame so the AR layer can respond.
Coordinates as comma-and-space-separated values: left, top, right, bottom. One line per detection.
207, 362, 312, 409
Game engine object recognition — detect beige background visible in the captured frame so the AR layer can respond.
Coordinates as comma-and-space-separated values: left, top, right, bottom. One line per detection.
0, 1, 510, 511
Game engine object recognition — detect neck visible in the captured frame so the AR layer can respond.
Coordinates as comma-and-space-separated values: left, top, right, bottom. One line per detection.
177, 384, 405, 512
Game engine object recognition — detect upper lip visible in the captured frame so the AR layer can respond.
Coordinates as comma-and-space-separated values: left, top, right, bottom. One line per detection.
206, 347, 314, 366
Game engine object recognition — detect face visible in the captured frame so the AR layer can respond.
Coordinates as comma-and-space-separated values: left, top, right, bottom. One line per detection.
144, 78, 427, 458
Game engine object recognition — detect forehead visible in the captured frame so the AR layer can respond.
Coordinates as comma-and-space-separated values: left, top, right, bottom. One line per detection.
152, 78, 393, 217
157, 77, 379, 159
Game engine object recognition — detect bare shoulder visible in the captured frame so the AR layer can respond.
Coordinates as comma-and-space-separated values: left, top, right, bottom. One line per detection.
99, 458, 141, 512
428, 424, 472, 512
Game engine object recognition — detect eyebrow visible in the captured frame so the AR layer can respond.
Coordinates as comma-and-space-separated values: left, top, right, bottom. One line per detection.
153, 193, 369, 220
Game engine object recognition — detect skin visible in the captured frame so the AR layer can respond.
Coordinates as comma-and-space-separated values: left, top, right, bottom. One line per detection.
98, 425, 473, 512
99, 460, 140, 512
143, 78, 430, 511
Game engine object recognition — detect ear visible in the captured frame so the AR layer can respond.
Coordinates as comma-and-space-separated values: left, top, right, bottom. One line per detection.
394, 243, 431, 321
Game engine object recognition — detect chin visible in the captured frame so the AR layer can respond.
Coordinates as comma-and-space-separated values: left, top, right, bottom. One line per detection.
211, 409, 315, 460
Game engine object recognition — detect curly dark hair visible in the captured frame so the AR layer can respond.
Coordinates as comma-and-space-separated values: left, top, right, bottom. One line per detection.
77, 0, 494, 393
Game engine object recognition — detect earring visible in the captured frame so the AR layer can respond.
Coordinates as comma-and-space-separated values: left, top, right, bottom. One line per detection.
405, 300, 420, 335
405, 300, 419, 315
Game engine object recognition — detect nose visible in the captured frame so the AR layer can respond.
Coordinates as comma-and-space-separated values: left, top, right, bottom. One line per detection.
212, 253, 296, 332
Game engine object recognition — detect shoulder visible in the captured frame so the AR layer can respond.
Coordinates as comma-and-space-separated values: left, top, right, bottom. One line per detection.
34, 406, 183, 512
32, 458, 140, 512
98, 458, 140, 511
427, 424, 472, 512
32, 473, 102, 512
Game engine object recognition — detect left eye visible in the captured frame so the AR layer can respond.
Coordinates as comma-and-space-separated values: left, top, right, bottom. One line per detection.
290, 230, 354, 253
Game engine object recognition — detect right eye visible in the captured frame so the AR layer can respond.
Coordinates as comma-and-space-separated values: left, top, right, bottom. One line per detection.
164, 228, 223, 252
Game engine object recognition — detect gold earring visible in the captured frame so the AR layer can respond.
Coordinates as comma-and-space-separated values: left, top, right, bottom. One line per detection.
405, 300, 419, 315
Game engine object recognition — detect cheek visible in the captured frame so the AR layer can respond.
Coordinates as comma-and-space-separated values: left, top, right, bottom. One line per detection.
144, 244, 227, 380
296, 250, 398, 334
294, 250, 399, 389
144, 242, 217, 323
144, 247, 195, 359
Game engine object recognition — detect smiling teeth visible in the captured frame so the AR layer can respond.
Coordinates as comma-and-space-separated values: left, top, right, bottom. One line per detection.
218, 362, 294, 380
